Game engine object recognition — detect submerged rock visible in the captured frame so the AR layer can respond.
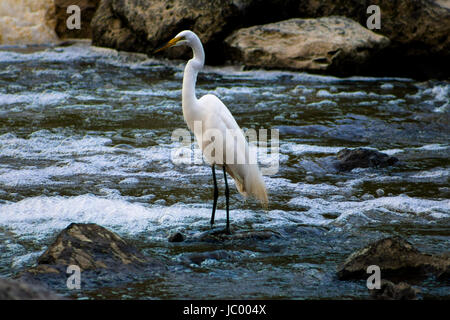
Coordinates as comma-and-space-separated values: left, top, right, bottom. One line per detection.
370, 280, 419, 300
0, 278, 64, 300
181, 250, 232, 265
335, 148, 398, 171
168, 232, 185, 243
337, 237, 450, 280
225, 17, 389, 75
20, 223, 165, 290
190, 229, 280, 243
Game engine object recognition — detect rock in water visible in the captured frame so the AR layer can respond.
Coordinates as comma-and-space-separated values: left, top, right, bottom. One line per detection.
337, 237, 450, 280
168, 232, 185, 243
225, 17, 389, 75
190, 229, 280, 243
0, 278, 64, 300
335, 148, 398, 171
20, 223, 165, 291
370, 280, 419, 300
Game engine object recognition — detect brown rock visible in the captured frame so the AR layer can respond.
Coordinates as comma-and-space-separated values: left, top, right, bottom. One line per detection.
54, 0, 101, 39
337, 236, 450, 280
35, 223, 148, 270
20, 223, 165, 290
297, 0, 450, 57
89, 0, 449, 78
224, 17, 389, 75
91, 0, 300, 63
296, 0, 450, 78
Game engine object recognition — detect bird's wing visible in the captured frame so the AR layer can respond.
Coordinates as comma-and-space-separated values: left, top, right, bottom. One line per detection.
198, 94, 268, 204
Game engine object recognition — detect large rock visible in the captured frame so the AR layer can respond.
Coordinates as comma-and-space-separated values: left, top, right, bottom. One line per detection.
0, 278, 64, 300
89, 0, 449, 78
337, 237, 450, 280
297, 0, 450, 57
335, 148, 398, 171
0, 0, 58, 45
54, 0, 101, 39
296, 0, 450, 78
224, 16, 389, 75
91, 0, 300, 63
20, 223, 165, 290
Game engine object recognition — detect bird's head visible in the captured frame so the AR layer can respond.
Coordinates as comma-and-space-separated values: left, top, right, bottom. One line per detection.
153, 30, 198, 53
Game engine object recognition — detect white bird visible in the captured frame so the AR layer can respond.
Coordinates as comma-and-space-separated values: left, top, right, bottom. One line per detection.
155, 30, 268, 234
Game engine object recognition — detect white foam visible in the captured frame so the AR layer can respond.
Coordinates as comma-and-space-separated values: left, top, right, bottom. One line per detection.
380, 83, 394, 90
281, 144, 343, 155
0, 91, 69, 106
429, 85, 449, 102
202, 66, 412, 83
119, 89, 180, 98
0, 194, 268, 240
415, 144, 449, 151
409, 168, 450, 181
307, 100, 338, 107
0, 130, 187, 186
316, 90, 368, 99
289, 194, 450, 226
381, 144, 449, 156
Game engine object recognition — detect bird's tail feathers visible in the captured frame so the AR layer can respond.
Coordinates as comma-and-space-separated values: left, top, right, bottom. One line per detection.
244, 165, 269, 209
226, 164, 268, 209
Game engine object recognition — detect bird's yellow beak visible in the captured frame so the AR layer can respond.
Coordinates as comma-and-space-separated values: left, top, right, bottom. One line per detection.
153, 36, 183, 54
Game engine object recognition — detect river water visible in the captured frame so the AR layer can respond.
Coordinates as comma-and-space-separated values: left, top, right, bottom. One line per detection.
0, 42, 448, 299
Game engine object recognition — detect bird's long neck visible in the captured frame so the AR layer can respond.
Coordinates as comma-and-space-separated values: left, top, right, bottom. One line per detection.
182, 37, 205, 114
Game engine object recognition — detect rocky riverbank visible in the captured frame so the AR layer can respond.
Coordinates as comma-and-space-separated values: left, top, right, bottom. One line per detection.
88, 0, 449, 78
1, 0, 448, 78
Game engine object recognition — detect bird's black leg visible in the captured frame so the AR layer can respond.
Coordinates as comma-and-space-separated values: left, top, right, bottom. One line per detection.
223, 165, 230, 234
211, 164, 218, 227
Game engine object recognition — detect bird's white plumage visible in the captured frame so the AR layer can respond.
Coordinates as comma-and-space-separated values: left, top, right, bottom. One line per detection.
170, 30, 268, 207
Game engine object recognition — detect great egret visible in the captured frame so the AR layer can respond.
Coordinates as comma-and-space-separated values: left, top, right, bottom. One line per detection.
155, 30, 268, 234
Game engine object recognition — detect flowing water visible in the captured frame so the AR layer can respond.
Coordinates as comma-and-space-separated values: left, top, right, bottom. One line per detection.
0, 42, 449, 299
